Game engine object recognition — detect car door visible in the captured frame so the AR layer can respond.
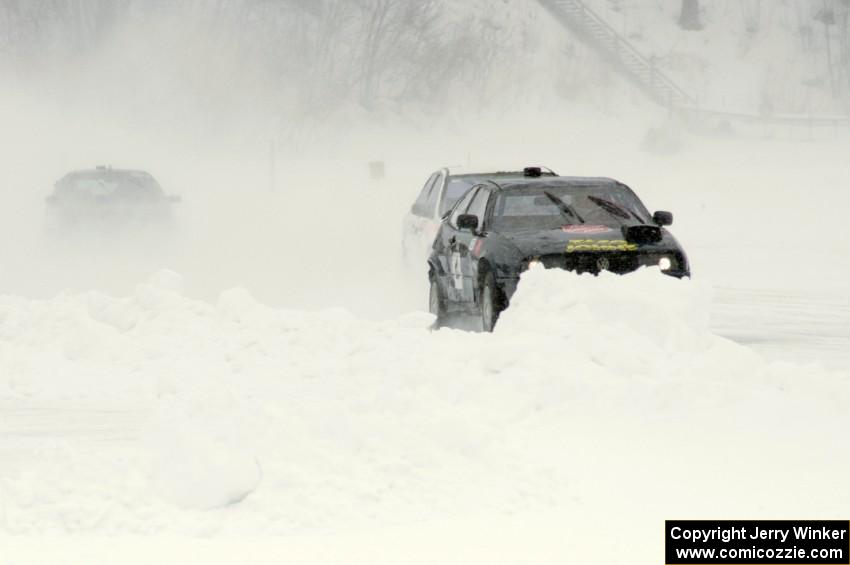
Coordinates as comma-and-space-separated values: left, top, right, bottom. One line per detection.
445, 186, 486, 303
457, 186, 492, 303
438, 188, 478, 303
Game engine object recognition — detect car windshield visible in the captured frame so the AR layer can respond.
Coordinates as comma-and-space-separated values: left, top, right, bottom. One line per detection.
489, 183, 651, 232
58, 172, 163, 200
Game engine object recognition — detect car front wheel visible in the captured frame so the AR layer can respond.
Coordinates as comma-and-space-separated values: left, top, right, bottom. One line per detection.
429, 277, 446, 328
480, 271, 500, 332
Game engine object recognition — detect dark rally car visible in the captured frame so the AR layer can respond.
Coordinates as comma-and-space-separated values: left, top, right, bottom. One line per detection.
45, 167, 180, 232
427, 172, 690, 331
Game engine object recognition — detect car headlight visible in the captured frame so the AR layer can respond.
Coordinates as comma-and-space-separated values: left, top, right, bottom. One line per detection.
658, 256, 673, 271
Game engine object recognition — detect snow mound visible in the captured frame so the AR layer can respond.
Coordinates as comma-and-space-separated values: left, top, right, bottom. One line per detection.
482, 265, 756, 381
500, 265, 711, 347
148, 397, 262, 511
0, 270, 847, 538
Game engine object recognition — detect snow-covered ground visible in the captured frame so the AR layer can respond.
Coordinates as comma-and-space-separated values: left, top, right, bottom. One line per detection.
1, 1, 849, 561
1, 261, 848, 562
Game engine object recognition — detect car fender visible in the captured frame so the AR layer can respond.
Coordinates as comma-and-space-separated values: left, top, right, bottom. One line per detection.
477, 233, 525, 279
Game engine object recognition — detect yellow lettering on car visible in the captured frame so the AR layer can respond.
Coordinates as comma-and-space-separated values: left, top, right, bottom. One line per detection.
566, 239, 638, 252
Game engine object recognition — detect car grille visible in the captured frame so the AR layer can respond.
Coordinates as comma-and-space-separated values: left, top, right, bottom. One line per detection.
539, 252, 640, 275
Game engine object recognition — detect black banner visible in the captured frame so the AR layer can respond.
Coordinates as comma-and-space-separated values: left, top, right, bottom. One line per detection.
666, 521, 850, 565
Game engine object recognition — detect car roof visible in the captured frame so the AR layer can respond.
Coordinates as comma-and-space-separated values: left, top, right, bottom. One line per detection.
443, 165, 557, 177
485, 176, 622, 191
64, 168, 153, 177
58, 169, 159, 186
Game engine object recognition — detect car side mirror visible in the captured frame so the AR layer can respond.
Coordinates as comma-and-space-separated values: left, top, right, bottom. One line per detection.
653, 211, 673, 226
168, 195, 182, 204
456, 214, 479, 231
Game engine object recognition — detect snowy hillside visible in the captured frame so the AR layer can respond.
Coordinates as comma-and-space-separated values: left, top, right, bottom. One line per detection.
3, 0, 846, 122
579, 0, 849, 114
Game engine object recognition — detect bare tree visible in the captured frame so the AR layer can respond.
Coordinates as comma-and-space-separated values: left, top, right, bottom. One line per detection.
0, 0, 530, 117
679, 0, 702, 30
739, 0, 762, 33
816, 1, 838, 96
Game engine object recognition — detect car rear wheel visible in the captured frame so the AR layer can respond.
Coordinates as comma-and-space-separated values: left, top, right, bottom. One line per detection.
480, 271, 500, 332
429, 277, 446, 328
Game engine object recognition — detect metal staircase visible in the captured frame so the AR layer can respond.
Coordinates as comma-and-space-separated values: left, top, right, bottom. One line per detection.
538, 0, 694, 109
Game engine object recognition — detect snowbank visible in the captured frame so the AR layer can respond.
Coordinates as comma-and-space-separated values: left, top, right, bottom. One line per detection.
1, 269, 848, 549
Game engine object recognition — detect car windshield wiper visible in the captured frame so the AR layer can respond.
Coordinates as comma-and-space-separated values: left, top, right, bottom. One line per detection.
543, 191, 585, 224
587, 195, 640, 222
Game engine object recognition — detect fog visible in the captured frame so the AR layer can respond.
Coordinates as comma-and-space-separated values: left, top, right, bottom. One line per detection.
0, 1, 621, 314
2, 1, 847, 318
2, 2, 850, 560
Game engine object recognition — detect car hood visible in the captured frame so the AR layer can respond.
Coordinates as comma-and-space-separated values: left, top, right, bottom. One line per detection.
498, 225, 679, 257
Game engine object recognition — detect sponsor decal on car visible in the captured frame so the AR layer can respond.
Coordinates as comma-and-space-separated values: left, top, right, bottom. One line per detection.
472, 238, 484, 257
566, 239, 639, 252
561, 224, 613, 234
